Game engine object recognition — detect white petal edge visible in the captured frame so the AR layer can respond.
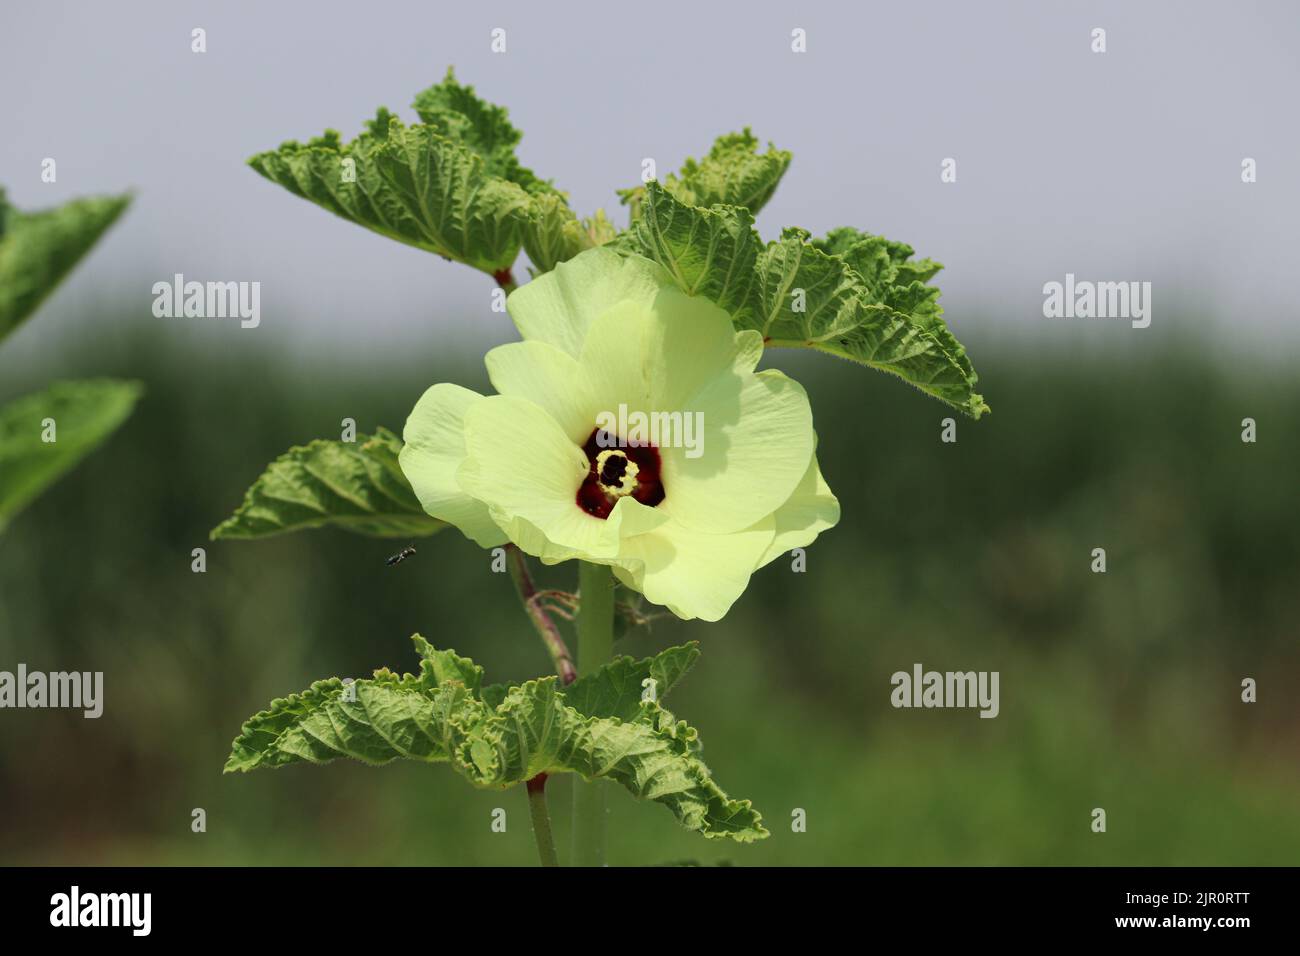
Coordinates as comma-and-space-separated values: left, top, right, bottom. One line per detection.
505, 248, 674, 357
611, 515, 776, 622
756, 450, 840, 569
399, 383, 507, 548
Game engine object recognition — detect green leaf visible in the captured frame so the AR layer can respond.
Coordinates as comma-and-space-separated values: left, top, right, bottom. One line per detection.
812, 225, 978, 389
249, 112, 529, 276
518, 193, 582, 273
411, 68, 553, 197
248, 70, 560, 277
412, 634, 484, 693
226, 638, 765, 843
0, 191, 132, 345
370, 118, 532, 273
564, 641, 700, 722
812, 227, 947, 331
617, 183, 988, 418
518, 193, 605, 275
620, 129, 790, 219
613, 183, 762, 318
751, 228, 987, 417
210, 426, 446, 540
0, 379, 142, 533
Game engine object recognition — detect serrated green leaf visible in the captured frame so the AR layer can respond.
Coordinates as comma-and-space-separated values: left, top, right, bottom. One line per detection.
620, 129, 790, 219
411, 68, 553, 197
564, 642, 700, 722
755, 228, 986, 417
225, 677, 345, 772
0, 379, 142, 533
412, 634, 484, 693
226, 637, 765, 843
210, 426, 445, 540
249, 113, 529, 275
617, 183, 988, 418
519, 194, 619, 275
811, 226, 967, 373
613, 182, 761, 317
371, 119, 531, 273
0, 191, 131, 345
518, 193, 587, 274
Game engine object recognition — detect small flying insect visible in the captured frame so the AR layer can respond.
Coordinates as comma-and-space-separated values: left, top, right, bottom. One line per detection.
385, 545, 417, 567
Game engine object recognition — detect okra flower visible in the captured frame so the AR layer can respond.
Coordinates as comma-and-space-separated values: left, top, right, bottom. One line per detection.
399, 248, 838, 621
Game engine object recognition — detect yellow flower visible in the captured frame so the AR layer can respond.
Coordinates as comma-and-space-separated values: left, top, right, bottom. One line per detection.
400, 248, 838, 621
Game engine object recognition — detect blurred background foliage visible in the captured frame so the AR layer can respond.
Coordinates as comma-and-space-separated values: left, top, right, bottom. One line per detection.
0, 314, 1297, 866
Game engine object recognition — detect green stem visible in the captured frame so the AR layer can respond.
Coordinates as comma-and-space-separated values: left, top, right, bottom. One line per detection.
526, 774, 559, 868
572, 560, 615, 866
493, 267, 518, 295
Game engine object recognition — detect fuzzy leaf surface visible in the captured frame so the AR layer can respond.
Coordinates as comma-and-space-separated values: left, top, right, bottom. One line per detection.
227, 638, 765, 842
248, 72, 550, 275
617, 183, 988, 417
211, 427, 444, 540
620, 129, 790, 219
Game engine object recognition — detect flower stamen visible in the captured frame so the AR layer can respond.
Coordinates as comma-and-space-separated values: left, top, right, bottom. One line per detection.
576, 428, 665, 519
595, 449, 639, 496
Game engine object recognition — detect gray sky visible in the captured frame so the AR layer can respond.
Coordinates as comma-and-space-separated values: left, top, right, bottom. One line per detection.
3, 0, 1297, 364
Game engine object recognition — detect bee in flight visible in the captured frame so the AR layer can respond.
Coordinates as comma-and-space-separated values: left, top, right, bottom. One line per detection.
385, 545, 416, 566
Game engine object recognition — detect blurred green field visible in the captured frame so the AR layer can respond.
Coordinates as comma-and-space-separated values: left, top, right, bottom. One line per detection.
1, 317, 1297, 866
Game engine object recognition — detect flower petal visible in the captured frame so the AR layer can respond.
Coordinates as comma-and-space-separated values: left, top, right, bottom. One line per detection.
609, 494, 671, 538
658, 368, 815, 535
505, 248, 673, 357
484, 340, 600, 444
399, 383, 507, 548
612, 516, 776, 622
568, 287, 805, 534
458, 395, 625, 562
756, 449, 840, 568
493, 495, 668, 567
575, 284, 762, 414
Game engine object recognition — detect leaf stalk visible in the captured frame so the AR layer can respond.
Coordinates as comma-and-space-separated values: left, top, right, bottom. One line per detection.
525, 773, 560, 868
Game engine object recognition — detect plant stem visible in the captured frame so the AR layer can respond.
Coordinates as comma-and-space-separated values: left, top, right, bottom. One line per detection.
505, 544, 577, 684
493, 267, 518, 295
525, 773, 559, 868
572, 560, 615, 866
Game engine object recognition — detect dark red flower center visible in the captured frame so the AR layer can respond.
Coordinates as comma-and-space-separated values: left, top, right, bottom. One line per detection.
575, 428, 666, 519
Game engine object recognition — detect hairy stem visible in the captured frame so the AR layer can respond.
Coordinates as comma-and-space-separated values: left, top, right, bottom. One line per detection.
526, 773, 559, 868
506, 544, 576, 684
572, 560, 616, 866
